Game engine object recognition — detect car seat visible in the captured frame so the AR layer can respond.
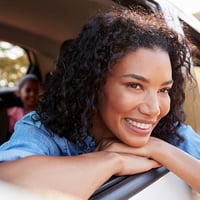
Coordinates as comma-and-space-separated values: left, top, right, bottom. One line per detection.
0, 98, 10, 145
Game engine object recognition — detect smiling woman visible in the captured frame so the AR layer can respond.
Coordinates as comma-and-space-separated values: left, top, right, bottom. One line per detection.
94, 48, 173, 148
0, 5, 200, 200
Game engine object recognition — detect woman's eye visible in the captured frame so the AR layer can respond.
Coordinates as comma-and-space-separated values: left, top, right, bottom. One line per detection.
159, 88, 171, 93
127, 83, 141, 89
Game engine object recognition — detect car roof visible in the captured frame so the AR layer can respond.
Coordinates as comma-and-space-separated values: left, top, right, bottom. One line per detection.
0, 0, 117, 58
1, 0, 200, 56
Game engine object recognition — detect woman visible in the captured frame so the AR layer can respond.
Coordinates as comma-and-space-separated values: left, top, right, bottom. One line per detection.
0, 6, 199, 199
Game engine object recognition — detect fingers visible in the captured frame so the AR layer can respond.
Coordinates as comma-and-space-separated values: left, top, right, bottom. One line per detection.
96, 138, 162, 177
96, 138, 149, 158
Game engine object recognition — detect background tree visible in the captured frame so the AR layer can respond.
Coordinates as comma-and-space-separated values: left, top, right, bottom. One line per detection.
0, 41, 29, 88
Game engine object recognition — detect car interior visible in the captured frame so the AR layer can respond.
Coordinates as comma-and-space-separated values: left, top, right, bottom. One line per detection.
0, 0, 200, 199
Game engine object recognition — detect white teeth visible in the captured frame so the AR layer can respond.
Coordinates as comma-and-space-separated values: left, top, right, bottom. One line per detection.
126, 119, 152, 129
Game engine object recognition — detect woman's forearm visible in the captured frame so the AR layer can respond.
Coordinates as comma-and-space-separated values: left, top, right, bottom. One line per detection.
151, 139, 200, 192
0, 152, 119, 199
0, 150, 159, 199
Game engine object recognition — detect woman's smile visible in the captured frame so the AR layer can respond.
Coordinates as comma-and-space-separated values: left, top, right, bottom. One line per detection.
125, 118, 154, 134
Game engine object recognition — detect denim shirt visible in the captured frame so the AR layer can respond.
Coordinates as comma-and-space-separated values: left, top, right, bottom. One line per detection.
0, 111, 95, 161
0, 111, 199, 161
173, 124, 200, 159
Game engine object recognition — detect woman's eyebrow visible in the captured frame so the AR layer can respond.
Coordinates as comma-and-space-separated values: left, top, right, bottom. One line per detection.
121, 73, 173, 85
162, 80, 174, 86
121, 73, 148, 82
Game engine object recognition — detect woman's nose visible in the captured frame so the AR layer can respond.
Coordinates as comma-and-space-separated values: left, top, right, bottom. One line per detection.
138, 92, 160, 117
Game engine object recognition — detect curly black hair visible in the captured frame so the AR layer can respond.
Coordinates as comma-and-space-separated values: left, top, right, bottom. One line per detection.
36, 6, 192, 146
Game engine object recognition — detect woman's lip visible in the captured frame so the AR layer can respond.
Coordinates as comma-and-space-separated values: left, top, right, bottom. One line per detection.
125, 117, 156, 125
124, 118, 155, 135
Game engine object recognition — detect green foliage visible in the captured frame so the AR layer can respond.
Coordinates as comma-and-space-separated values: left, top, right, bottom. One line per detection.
0, 42, 29, 88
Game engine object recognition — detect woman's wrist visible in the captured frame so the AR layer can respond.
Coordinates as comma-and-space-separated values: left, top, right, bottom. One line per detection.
102, 151, 123, 175
148, 137, 168, 161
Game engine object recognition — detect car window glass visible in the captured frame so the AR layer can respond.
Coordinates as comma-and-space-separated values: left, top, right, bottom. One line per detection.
192, 44, 200, 92
0, 41, 29, 89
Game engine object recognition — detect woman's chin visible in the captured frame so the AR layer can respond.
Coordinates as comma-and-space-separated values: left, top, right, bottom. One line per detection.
125, 138, 149, 148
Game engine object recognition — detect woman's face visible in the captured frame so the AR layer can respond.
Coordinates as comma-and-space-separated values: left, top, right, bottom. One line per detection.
94, 47, 173, 147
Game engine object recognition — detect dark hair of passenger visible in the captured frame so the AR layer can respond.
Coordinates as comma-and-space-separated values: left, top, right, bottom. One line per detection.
18, 74, 39, 90
36, 6, 192, 147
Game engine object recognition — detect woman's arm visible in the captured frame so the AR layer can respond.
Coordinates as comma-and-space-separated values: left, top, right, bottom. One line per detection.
0, 151, 159, 200
147, 137, 200, 192
97, 137, 200, 192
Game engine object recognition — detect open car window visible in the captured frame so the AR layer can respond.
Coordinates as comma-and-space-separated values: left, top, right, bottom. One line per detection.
0, 41, 29, 89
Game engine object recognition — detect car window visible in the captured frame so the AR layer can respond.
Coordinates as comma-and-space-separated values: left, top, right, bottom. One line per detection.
194, 66, 200, 93
192, 46, 200, 93
0, 41, 29, 89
